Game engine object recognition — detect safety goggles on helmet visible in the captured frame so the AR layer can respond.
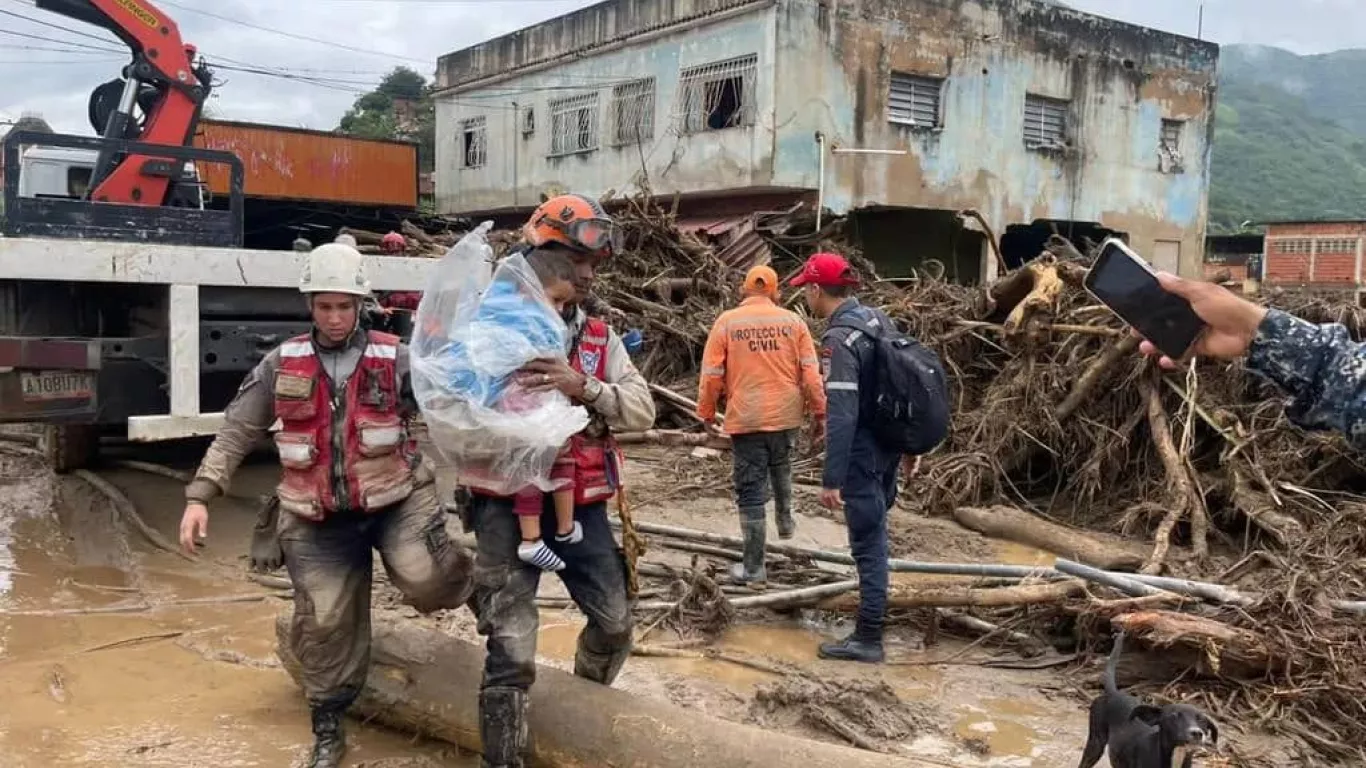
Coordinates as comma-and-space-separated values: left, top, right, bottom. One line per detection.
550, 215, 619, 257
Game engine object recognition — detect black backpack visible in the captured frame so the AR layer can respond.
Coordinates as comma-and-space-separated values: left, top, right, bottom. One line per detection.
832, 315, 951, 456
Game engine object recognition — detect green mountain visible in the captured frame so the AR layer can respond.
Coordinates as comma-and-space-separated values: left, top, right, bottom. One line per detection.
1209, 45, 1366, 232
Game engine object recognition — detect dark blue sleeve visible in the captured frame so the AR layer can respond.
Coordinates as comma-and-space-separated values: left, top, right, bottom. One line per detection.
1246, 308, 1366, 448
821, 328, 862, 490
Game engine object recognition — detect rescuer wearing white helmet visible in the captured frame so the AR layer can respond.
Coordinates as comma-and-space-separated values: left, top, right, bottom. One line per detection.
175, 237, 474, 768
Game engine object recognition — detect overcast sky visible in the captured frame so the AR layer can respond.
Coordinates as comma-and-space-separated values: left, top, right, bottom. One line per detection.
1, 0, 1362, 134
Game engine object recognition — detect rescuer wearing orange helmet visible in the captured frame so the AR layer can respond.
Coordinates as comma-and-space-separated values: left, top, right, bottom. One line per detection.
698, 265, 827, 585
460, 193, 656, 768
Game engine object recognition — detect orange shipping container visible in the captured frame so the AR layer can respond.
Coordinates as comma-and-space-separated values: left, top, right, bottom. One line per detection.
193, 119, 417, 208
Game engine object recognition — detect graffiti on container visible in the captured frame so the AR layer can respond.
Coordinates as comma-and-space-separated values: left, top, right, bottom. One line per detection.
200, 140, 356, 182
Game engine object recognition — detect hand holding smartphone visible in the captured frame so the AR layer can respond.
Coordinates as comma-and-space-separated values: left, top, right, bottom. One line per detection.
1083, 238, 1206, 361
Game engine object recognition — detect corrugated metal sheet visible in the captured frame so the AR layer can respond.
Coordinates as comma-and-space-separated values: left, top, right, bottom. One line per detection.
193, 120, 418, 208
675, 214, 771, 269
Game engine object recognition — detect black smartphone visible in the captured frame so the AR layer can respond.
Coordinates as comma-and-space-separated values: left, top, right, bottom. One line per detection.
1084, 238, 1206, 360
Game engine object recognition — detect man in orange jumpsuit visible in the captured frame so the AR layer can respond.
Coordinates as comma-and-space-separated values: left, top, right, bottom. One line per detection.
698, 265, 826, 584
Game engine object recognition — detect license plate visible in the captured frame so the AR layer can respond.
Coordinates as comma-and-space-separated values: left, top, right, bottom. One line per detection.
20, 370, 96, 402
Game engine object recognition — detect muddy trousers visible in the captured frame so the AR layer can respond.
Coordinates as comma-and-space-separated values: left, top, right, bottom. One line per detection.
279, 481, 475, 710
840, 430, 900, 639
468, 493, 634, 765
731, 428, 797, 531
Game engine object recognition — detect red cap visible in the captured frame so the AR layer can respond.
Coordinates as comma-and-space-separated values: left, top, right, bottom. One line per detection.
790, 252, 858, 287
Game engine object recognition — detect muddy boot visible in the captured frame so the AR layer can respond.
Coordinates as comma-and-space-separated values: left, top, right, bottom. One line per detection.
773, 469, 796, 540
728, 512, 767, 587
479, 687, 529, 768
817, 629, 885, 664
304, 703, 347, 768
249, 494, 284, 573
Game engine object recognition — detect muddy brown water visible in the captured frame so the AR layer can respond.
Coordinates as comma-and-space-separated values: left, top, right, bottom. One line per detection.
1, 446, 1133, 767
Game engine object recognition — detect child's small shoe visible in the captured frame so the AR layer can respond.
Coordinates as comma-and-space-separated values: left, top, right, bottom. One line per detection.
517, 540, 566, 572
554, 520, 584, 545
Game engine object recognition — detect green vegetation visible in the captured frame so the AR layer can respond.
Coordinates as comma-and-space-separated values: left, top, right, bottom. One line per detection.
1210, 45, 1366, 232
336, 66, 436, 173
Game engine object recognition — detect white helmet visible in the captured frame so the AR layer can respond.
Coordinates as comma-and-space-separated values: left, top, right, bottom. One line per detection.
299, 242, 371, 296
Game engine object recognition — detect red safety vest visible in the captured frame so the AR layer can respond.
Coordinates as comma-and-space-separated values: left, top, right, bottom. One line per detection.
469, 317, 620, 506
272, 330, 415, 520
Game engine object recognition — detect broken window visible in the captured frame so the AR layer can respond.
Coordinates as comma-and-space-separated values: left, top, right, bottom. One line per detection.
611, 78, 656, 145
888, 73, 943, 128
461, 116, 486, 169
1023, 94, 1069, 149
1274, 238, 1313, 255
1159, 118, 1184, 173
677, 54, 758, 134
549, 93, 599, 156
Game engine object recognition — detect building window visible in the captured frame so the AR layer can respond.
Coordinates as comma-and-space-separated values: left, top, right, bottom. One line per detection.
888, 73, 943, 128
549, 93, 599, 156
461, 116, 486, 169
1023, 94, 1069, 149
521, 106, 535, 138
1317, 237, 1358, 254
611, 78, 656, 145
677, 54, 758, 134
1273, 238, 1313, 255
1159, 118, 1184, 173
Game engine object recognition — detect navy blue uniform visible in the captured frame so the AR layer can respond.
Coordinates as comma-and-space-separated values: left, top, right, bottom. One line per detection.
820, 298, 899, 639
1247, 309, 1366, 447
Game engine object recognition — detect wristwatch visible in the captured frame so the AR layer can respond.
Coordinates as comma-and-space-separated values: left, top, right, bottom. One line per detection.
582, 376, 604, 403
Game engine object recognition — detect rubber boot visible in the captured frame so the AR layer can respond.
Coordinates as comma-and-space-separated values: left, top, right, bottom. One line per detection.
479, 687, 529, 768
573, 633, 631, 686
728, 512, 767, 587
249, 494, 284, 572
304, 703, 347, 768
818, 625, 885, 664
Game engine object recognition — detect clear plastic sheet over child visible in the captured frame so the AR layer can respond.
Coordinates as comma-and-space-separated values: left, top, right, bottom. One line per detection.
411, 223, 589, 495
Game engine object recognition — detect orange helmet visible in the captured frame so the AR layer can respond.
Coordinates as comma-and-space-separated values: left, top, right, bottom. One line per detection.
523, 193, 618, 259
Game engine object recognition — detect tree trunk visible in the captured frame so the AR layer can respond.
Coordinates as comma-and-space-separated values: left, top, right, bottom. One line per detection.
953, 505, 1148, 571
820, 579, 1083, 612
274, 616, 941, 768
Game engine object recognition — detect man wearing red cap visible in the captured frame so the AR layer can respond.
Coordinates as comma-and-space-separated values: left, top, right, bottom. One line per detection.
792, 252, 900, 663
698, 265, 826, 585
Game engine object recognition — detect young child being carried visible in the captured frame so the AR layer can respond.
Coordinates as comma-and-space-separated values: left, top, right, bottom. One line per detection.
500, 249, 583, 572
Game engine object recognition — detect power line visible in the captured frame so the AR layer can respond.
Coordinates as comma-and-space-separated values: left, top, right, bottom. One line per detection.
0, 6, 123, 49
0, 41, 119, 55
156, 0, 430, 64
0, 27, 125, 54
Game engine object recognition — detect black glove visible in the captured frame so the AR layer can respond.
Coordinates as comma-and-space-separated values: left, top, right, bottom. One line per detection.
249, 494, 284, 572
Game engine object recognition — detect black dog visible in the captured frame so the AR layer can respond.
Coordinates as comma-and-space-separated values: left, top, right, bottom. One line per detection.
1077, 631, 1219, 768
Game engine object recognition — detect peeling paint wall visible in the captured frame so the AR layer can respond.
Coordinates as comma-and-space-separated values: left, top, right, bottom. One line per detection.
434, 0, 1217, 276
435, 5, 779, 213
772, 0, 1218, 276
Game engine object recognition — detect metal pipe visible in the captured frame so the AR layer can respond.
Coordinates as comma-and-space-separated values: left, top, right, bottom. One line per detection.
814, 131, 825, 231
1054, 559, 1166, 598
829, 147, 908, 155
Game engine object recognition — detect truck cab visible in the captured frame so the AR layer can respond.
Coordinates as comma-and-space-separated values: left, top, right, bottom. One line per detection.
16, 145, 205, 209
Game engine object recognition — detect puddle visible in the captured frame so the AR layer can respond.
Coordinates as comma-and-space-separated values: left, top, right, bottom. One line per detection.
0, 460, 472, 767
994, 541, 1055, 567
949, 701, 1047, 765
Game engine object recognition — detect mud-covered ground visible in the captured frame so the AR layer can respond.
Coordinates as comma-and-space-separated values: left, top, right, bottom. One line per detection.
0, 443, 1294, 766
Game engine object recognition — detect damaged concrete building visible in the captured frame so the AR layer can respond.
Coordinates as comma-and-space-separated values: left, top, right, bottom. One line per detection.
434, 0, 1218, 282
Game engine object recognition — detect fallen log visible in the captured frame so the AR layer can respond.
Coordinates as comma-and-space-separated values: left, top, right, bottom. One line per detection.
638, 580, 859, 612
1109, 610, 1285, 675
953, 505, 1148, 571
615, 430, 731, 450
820, 579, 1084, 612
617, 520, 1058, 578
274, 616, 937, 768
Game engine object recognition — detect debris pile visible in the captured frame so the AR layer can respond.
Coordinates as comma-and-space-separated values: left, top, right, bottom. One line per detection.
355, 194, 1366, 761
